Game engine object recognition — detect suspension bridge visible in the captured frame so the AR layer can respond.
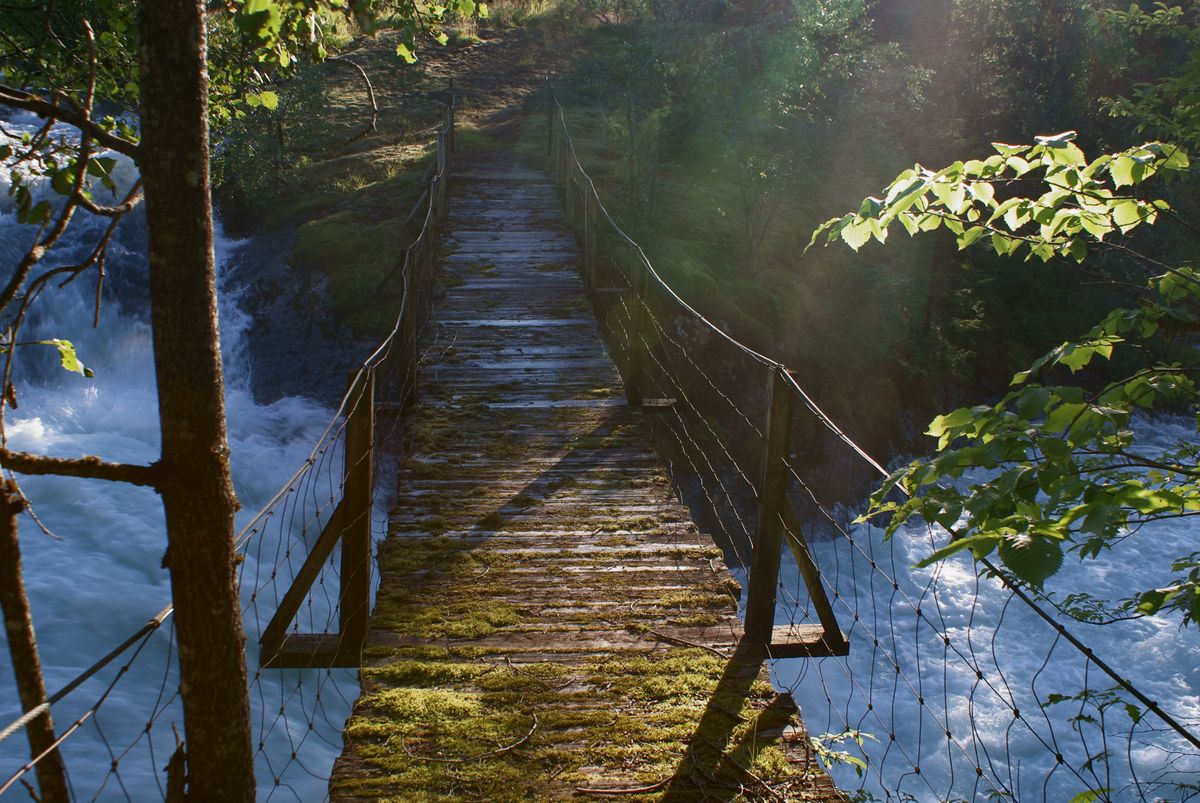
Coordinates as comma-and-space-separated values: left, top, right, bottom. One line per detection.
2, 83, 1199, 802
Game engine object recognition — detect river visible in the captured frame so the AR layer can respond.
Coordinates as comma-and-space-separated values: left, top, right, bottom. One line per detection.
0, 110, 353, 801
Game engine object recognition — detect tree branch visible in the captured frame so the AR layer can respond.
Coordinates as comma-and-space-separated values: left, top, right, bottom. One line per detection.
0, 84, 139, 159
328, 57, 378, 144
0, 449, 160, 488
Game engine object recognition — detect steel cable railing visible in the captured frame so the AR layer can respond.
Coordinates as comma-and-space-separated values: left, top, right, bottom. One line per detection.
547, 79, 1200, 802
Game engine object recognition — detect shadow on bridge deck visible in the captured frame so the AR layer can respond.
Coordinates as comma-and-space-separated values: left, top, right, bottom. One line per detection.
329, 154, 843, 801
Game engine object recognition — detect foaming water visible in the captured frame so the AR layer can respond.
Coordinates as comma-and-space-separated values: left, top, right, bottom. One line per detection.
0, 111, 349, 799
773, 423, 1200, 801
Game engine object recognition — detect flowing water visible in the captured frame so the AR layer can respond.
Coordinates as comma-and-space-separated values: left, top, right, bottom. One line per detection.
773, 424, 1200, 802
0, 111, 351, 800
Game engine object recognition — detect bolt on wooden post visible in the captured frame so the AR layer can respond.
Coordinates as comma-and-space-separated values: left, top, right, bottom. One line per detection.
743, 364, 794, 648
338, 368, 374, 662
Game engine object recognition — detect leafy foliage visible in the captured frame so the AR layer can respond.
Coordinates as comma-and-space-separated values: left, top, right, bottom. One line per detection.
813, 129, 1200, 624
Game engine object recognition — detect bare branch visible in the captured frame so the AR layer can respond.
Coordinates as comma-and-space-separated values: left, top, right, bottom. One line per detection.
76, 179, 144, 216
0, 449, 160, 488
328, 57, 379, 144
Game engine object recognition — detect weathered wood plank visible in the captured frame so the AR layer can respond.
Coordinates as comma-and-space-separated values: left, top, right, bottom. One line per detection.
330, 155, 842, 802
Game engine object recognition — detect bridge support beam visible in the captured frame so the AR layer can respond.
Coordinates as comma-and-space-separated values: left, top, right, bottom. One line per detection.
582, 184, 596, 291
744, 364, 793, 647
338, 368, 374, 663
625, 249, 647, 408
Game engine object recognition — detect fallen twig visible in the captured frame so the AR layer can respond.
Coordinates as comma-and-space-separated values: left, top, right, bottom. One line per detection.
646, 629, 730, 660
402, 713, 537, 764
573, 778, 668, 796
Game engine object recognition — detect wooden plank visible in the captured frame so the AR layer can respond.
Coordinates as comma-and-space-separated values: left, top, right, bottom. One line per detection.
260, 634, 348, 669
770, 624, 851, 659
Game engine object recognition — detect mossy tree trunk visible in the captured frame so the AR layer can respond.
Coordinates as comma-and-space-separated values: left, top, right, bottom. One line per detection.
138, 1, 254, 798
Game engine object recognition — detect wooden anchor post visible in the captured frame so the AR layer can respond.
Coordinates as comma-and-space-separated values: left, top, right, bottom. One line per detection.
625, 247, 647, 408
743, 364, 794, 648
582, 184, 596, 292
338, 368, 374, 662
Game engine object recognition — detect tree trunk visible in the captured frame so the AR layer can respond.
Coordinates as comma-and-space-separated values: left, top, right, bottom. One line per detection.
137, 2, 254, 799
0, 481, 70, 802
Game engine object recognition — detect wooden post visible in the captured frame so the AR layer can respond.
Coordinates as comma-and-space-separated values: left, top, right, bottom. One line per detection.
0, 482, 70, 801
447, 79, 455, 152
434, 166, 446, 221
556, 129, 567, 187
780, 501, 848, 653
566, 174, 576, 225
583, 186, 595, 291
743, 365, 794, 646
402, 278, 419, 410
626, 248, 647, 408
546, 77, 554, 157
338, 369, 374, 661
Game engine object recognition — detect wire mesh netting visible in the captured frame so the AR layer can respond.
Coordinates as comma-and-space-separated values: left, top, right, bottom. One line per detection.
548, 83, 1200, 802
0, 97, 454, 802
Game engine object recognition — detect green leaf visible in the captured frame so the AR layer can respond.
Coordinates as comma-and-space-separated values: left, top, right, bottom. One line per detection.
969, 181, 995, 206
991, 231, 1019, 257
1110, 155, 1138, 188
992, 142, 1029, 157
914, 535, 1002, 569
931, 180, 967, 214
236, 0, 282, 43
35, 339, 94, 377
1035, 130, 1078, 148
1111, 200, 1145, 232
1045, 402, 1087, 434
957, 226, 986, 250
998, 535, 1063, 587
257, 90, 279, 111
396, 43, 417, 63
50, 167, 76, 196
1040, 438, 1072, 462
839, 217, 872, 251
1069, 790, 1113, 803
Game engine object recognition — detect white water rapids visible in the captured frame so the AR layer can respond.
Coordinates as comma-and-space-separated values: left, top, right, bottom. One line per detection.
772, 422, 1200, 802
0, 111, 350, 800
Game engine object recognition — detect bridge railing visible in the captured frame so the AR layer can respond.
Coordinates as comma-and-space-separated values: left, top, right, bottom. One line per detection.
250, 88, 453, 672
546, 80, 1200, 801
0, 87, 456, 799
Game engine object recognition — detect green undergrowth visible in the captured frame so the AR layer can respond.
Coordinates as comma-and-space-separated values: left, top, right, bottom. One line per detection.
212, 30, 459, 338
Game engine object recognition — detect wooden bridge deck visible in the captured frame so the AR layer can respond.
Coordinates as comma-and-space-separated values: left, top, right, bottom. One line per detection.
330, 156, 840, 800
